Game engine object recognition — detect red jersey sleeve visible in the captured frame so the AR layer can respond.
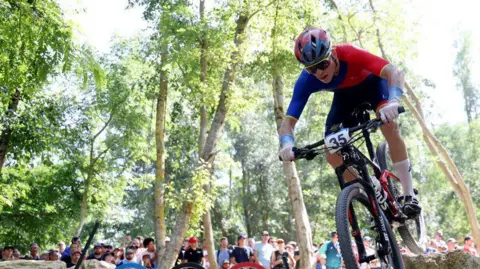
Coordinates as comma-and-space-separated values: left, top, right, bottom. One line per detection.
335, 43, 389, 76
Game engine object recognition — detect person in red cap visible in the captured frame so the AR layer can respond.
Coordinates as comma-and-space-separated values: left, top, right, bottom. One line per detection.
183, 236, 204, 265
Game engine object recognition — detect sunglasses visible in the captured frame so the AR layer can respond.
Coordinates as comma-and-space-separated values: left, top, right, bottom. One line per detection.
305, 56, 331, 74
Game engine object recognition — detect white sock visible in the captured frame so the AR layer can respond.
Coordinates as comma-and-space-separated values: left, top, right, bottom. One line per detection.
392, 159, 415, 197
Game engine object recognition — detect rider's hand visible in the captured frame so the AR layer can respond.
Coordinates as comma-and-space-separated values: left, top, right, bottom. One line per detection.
379, 99, 401, 124
279, 142, 295, 161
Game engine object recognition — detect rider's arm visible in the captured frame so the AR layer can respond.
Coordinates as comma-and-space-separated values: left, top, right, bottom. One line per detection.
280, 72, 313, 145
380, 64, 406, 102
339, 43, 405, 102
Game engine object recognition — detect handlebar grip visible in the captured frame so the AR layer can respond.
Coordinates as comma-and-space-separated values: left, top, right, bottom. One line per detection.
398, 106, 405, 114
278, 147, 297, 162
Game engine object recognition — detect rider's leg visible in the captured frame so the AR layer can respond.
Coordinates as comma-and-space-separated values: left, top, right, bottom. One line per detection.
326, 150, 358, 182
379, 121, 415, 197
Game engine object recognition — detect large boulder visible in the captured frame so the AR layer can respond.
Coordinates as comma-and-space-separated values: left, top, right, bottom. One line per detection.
403, 250, 480, 269
68, 260, 116, 269
0, 260, 66, 269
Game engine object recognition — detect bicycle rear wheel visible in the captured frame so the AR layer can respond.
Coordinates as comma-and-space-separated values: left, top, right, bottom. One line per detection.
336, 183, 404, 269
376, 141, 427, 254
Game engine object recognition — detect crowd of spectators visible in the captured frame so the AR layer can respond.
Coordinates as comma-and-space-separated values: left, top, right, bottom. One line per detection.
0, 230, 478, 269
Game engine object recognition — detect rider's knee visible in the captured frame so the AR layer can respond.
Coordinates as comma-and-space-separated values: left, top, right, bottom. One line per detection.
326, 151, 343, 167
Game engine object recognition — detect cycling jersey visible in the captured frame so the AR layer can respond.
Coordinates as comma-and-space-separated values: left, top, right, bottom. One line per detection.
285, 43, 390, 134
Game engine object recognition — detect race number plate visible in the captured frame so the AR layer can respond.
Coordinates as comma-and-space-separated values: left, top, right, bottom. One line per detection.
325, 128, 351, 153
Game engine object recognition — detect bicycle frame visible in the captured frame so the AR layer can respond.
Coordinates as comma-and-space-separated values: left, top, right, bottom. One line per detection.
333, 125, 403, 263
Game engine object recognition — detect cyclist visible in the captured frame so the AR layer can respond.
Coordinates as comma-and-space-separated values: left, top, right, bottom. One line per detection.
278, 27, 421, 218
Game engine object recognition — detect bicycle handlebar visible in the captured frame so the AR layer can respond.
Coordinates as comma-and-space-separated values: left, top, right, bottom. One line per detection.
280, 106, 405, 161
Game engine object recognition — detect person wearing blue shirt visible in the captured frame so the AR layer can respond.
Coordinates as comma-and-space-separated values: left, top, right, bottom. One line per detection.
318, 232, 342, 269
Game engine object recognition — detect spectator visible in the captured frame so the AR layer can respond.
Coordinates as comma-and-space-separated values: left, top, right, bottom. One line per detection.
24, 243, 40, 260
68, 250, 81, 268
447, 238, 457, 252
268, 238, 276, 250
434, 230, 445, 246
254, 231, 274, 268
437, 242, 448, 253
231, 235, 253, 265
216, 237, 230, 268
118, 248, 137, 266
143, 237, 156, 261
113, 247, 123, 265
271, 239, 295, 269
128, 244, 141, 263
62, 237, 81, 259
316, 254, 326, 269
248, 238, 256, 249
12, 249, 20, 260
222, 259, 231, 269
318, 232, 341, 269
40, 251, 49, 261
87, 243, 104, 261
183, 236, 204, 265
426, 240, 437, 255
143, 253, 155, 269
463, 236, 478, 256
177, 238, 190, 265
202, 239, 210, 269
105, 244, 113, 254
49, 250, 60, 261
58, 242, 66, 254
104, 252, 116, 265
1, 246, 14, 261
135, 236, 145, 256
62, 243, 80, 266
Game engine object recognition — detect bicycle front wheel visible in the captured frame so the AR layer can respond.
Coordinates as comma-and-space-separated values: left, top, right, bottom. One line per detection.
336, 183, 404, 269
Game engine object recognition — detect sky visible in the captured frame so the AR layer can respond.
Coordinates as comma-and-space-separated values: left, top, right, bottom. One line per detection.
57, 0, 480, 126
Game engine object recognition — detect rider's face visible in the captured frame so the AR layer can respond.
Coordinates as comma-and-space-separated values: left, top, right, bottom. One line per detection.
312, 58, 335, 83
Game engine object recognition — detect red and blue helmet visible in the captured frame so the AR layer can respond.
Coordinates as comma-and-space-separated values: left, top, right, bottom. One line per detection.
294, 27, 332, 66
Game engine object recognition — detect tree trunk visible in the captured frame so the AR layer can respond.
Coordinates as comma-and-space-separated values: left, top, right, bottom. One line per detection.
75, 141, 96, 236
154, 42, 168, 258
271, 1, 315, 267
157, 202, 195, 269
0, 89, 21, 173
200, 10, 250, 269
368, 0, 480, 248
199, 0, 218, 268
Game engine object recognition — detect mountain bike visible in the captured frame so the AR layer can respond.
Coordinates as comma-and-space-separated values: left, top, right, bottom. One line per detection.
290, 104, 425, 268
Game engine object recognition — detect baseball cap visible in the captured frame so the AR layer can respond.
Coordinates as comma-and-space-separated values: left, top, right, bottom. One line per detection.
364, 236, 372, 241
165, 237, 171, 242
447, 238, 457, 243
188, 237, 198, 243
72, 250, 81, 255
126, 248, 134, 254
94, 243, 102, 248
238, 235, 246, 241
277, 238, 285, 244
223, 259, 230, 264
438, 242, 447, 249
262, 231, 269, 236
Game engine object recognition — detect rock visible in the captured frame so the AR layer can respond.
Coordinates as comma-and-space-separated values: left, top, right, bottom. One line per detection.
403, 250, 480, 269
68, 260, 116, 269
0, 260, 66, 269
